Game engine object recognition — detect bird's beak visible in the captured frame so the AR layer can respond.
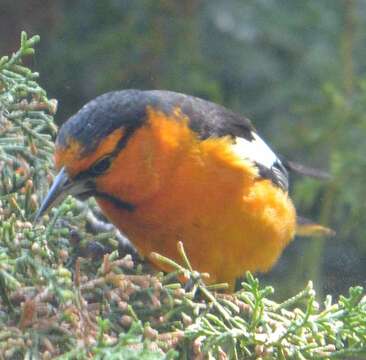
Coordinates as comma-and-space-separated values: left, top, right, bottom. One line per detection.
34, 167, 94, 221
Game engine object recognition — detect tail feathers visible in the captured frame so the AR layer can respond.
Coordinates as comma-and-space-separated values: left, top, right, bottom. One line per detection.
284, 160, 331, 180
296, 216, 335, 237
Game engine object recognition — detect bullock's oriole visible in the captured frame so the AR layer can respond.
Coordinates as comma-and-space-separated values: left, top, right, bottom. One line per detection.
36, 90, 331, 288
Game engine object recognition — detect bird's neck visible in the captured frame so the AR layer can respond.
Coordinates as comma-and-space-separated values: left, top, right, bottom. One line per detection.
95, 108, 201, 205
95, 107, 258, 208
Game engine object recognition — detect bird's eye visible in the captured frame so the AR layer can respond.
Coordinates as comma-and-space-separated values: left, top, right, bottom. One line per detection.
90, 155, 113, 175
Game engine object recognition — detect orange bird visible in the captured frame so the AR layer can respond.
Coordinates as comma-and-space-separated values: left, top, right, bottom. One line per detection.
36, 90, 331, 287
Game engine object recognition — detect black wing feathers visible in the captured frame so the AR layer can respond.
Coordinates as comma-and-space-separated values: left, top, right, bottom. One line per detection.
149, 90, 255, 141
283, 159, 331, 180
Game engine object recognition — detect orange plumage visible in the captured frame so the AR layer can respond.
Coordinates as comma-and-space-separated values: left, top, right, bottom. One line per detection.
37, 90, 329, 289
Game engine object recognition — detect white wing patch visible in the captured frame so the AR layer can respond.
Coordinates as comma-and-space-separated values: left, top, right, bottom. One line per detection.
231, 132, 278, 169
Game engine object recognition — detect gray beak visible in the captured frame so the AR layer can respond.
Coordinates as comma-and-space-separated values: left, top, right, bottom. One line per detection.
34, 167, 94, 221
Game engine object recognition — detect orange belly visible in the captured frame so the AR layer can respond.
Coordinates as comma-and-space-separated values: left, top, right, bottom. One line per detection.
97, 165, 296, 285
94, 109, 297, 286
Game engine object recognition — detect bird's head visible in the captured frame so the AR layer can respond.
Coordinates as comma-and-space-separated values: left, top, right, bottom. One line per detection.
35, 90, 151, 220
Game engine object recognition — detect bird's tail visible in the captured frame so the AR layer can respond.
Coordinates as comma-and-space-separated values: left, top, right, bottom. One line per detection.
296, 216, 335, 237
284, 160, 331, 180
282, 159, 334, 236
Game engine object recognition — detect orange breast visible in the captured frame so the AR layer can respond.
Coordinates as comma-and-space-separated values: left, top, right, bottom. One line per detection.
96, 108, 297, 286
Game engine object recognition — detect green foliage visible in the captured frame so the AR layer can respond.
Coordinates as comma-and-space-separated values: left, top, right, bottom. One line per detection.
1, 32, 366, 359
92, 322, 178, 360
0, 31, 57, 216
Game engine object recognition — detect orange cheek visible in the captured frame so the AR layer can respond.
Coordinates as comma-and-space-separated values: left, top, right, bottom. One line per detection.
93, 110, 193, 203
94, 132, 160, 203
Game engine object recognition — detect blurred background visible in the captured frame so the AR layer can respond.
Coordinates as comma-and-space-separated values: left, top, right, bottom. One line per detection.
1, 0, 365, 299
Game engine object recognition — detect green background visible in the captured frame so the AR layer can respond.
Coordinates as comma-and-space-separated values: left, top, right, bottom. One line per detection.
2, 0, 365, 299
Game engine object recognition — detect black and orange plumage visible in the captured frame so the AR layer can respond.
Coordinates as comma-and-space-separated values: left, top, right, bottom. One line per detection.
36, 90, 331, 288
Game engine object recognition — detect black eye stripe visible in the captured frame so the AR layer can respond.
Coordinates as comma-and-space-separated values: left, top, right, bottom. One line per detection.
110, 124, 139, 157
74, 125, 139, 180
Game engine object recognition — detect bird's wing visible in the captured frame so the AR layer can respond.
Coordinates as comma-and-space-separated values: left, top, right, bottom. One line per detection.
149, 90, 289, 190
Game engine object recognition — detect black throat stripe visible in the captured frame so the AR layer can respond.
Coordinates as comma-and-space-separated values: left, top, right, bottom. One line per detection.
94, 191, 135, 212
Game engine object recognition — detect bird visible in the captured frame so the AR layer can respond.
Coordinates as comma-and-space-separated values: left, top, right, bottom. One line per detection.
36, 90, 331, 288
